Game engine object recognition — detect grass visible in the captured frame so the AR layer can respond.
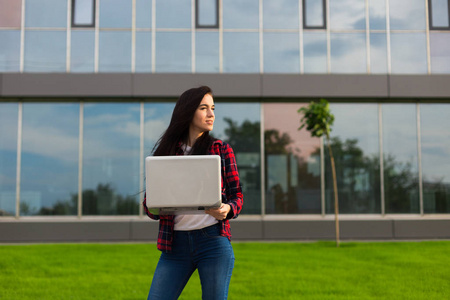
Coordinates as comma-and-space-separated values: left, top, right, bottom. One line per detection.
1, 241, 449, 299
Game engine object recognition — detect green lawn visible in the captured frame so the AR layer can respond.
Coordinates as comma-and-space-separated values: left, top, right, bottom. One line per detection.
1, 241, 449, 299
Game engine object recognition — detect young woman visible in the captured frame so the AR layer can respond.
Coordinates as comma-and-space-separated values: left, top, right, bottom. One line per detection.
143, 86, 244, 300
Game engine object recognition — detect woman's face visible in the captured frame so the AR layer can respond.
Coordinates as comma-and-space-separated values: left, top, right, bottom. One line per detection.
190, 93, 215, 135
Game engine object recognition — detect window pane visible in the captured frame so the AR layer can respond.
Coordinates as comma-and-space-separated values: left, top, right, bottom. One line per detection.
223, 0, 259, 29
196, 31, 219, 73
155, 0, 191, 29
303, 32, 327, 73
0, 30, 21, 72
155, 32, 191, 72
99, 31, 132, 72
136, 0, 152, 28
263, 0, 299, 29
73, 0, 94, 26
25, 0, 67, 28
326, 104, 380, 214
330, 33, 366, 74
421, 104, 450, 213
135, 32, 152, 73
389, 0, 426, 30
390, 33, 427, 74
430, 0, 450, 28
382, 104, 419, 213
24, 31, 66, 72
263, 33, 299, 73
430, 32, 450, 74
144, 103, 176, 156
21, 103, 79, 216
368, 0, 386, 30
71, 30, 95, 72
83, 103, 140, 215
197, 0, 217, 27
0, 103, 18, 217
0, 0, 22, 27
214, 103, 261, 214
264, 103, 321, 214
329, 0, 366, 30
304, 0, 325, 28
370, 33, 388, 74
223, 32, 259, 73
99, 0, 131, 28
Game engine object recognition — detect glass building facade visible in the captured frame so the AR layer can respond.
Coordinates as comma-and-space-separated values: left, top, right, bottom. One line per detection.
0, 0, 449, 220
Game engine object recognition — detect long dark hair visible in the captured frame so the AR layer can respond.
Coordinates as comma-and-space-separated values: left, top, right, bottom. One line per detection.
153, 86, 216, 156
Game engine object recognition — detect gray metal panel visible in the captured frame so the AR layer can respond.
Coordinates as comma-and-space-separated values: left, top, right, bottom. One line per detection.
1, 218, 450, 243
1, 73, 133, 97
1, 73, 449, 99
133, 73, 262, 97
130, 219, 159, 240
0, 221, 130, 242
261, 74, 389, 98
389, 75, 450, 98
340, 220, 394, 239
264, 220, 335, 240
231, 219, 263, 240
393, 220, 450, 239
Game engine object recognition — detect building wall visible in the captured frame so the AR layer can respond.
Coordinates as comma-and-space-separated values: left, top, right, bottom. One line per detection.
1, 1, 450, 241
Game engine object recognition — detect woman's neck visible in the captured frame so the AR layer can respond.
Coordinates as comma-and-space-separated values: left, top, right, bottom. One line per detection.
187, 129, 203, 147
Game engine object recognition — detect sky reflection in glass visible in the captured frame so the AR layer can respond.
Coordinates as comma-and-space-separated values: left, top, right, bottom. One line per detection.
0, 30, 20, 72
421, 104, 450, 213
83, 103, 140, 215
223, 0, 259, 29
389, 0, 426, 30
382, 104, 419, 213
303, 32, 327, 73
263, 33, 299, 73
155, 32, 191, 72
263, 0, 299, 29
223, 32, 259, 73
390, 33, 427, 74
430, 33, 450, 74
24, 31, 66, 72
0, 103, 18, 216
330, 33, 366, 73
329, 0, 366, 30
21, 103, 79, 216
71, 30, 95, 73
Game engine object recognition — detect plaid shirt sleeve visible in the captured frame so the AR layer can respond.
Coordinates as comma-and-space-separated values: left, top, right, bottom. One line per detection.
210, 140, 244, 240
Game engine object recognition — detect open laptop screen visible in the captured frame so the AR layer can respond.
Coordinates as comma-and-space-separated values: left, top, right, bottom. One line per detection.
145, 155, 221, 214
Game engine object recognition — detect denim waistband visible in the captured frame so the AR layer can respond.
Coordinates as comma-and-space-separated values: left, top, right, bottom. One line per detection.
174, 222, 220, 234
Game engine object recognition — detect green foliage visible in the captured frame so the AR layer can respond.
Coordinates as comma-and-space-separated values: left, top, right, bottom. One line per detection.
32, 183, 139, 216
1, 242, 449, 299
298, 99, 335, 139
223, 117, 260, 152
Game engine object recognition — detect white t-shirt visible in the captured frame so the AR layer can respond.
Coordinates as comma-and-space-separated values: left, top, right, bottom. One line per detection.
174, 144, 219, 231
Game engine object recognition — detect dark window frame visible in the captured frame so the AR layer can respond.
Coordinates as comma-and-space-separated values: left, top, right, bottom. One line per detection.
302, 0, 327, 29
71, 0, 96, 28
428, 0, 450, 30
195, 0, 219, 29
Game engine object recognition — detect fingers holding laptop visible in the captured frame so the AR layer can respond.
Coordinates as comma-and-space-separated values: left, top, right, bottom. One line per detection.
206, 204, 231, 220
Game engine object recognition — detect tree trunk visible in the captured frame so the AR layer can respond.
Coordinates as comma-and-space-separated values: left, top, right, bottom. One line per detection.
327, 137, 340, 247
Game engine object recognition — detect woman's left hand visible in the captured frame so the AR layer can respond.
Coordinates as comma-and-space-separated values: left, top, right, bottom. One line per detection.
205, 204, 231, 220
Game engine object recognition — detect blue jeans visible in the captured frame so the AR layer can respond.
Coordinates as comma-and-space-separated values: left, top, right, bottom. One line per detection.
147, 223, 235, 300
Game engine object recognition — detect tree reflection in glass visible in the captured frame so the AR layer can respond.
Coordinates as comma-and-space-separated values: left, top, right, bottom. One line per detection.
264, 103, 321, 214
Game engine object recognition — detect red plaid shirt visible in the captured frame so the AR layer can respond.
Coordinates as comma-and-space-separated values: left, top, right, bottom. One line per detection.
143, 139, 243, 252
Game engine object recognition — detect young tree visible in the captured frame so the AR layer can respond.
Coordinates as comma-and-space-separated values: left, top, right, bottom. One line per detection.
298, 99, 340, 247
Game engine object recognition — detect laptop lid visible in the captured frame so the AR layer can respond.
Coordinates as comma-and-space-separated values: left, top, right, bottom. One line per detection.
145, 155, 221, 214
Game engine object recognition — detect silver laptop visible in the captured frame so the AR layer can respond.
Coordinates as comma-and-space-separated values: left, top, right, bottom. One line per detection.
145, 155, 221, 214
